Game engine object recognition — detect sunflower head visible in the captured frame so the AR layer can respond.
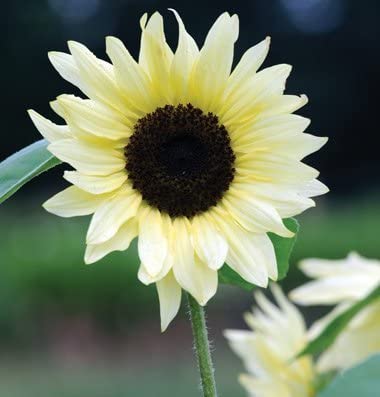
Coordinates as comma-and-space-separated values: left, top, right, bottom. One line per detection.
28, 10, 328, 330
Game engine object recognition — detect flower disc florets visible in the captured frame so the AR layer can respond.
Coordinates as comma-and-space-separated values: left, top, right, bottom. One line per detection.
125, 104, 235, 218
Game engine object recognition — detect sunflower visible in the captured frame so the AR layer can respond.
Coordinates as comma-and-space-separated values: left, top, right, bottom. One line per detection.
225, 284, 316, 397
28, 11, 327, 330
290, 252, 380, 372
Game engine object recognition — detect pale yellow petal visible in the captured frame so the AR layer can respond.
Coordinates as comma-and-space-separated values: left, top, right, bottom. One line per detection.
86, 188, 141, 244
63, 170, 127, 194
84, 217, 138, 264
48, 139, 125, 176
231, 114, 310, 147
43, 186, 110, 217
231, 181, 315, 218
169, 9, 199, 104
138, 12, 173, 102
191, 215, 228, 270
156, 270, 182, 332
138, 214, 174, 285
221, 64, 292, 127
28, 109, 69, 142
57, 94, 133, 140
106, 36, 158, 113
48, 51, 88, 94
138, 207, 168, 277
188, 13, 238, 112
224, 37, 270, 100
210, 209, 269, 287
235, 152, 319, 183
68, 41, 129, 114
172, 218, 217, 305
223, 190, 293, 238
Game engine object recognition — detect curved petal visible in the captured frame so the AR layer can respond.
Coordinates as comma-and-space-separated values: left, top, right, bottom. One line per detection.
156, 270, 182, 332
138, 214, 174, 285
106, 36, 158, 113
28, 110, 69, 142
48, 51, 88, 94
172, 218, 217, 305
57, 95, 133, 140
191, 214, 228, 270
86, 188, 141, 244
210, 209, 269, 287
84, 217, 138, 264
223, 190, 293, 237
48, 139, 125, 176
43, 186, 110, 217
138, 207, 168, 277
231, 180, 315, 218
63, 170, 127, 194
235, 152, 319, 183
68, 41, 130, 114
221, 64, 292, 127
223, 37, 270, 102
188, 12, 238, 112
169, 9, 199, 104
138, 12, 173, 102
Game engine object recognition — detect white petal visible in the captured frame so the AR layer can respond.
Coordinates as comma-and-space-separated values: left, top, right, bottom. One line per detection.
43, 186, 110, 217
172, 218, 217, 305
57, 95, 132, 140
48, 139, 125, 176
138, 207, 168, 277
169, 9, 199, 103
63, 170, 127, 194
156, 270, 182, 332
191, 215, 228, 270
210, 210, 269, 287
86, 188, 141, 244
106, 36, 158, 113
188, 13, 238, 112
28, 110, 69, 142
84, 217, 138, 264
223, 190, 293, 238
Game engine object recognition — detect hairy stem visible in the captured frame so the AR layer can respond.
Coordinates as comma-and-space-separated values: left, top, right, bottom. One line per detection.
187, 293, 218, 397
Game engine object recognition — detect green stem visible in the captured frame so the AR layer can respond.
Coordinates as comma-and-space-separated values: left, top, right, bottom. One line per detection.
186, 293, 218, 397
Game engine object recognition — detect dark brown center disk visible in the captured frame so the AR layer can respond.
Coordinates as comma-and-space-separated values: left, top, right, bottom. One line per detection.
125, 104, 235, 218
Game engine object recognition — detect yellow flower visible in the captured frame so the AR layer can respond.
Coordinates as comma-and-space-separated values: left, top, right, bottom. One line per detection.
290, 252, 380, 372
225, 284, 315, 397
28, 11, 327, 330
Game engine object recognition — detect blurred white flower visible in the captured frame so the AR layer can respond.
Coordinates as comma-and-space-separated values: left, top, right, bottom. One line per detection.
290, 252, 380, 372
225, 284, 315, 397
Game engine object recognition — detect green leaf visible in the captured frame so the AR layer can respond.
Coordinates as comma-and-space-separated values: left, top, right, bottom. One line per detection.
269, 217, 299, 280
298, 284, 380, 358
218, 265, 256, 291
218, 217, 299, 290
0, 139, 61, 204
317, 354, 380, 397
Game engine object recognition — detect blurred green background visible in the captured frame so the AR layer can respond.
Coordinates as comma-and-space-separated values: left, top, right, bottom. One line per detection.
1, 0, 380, 396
